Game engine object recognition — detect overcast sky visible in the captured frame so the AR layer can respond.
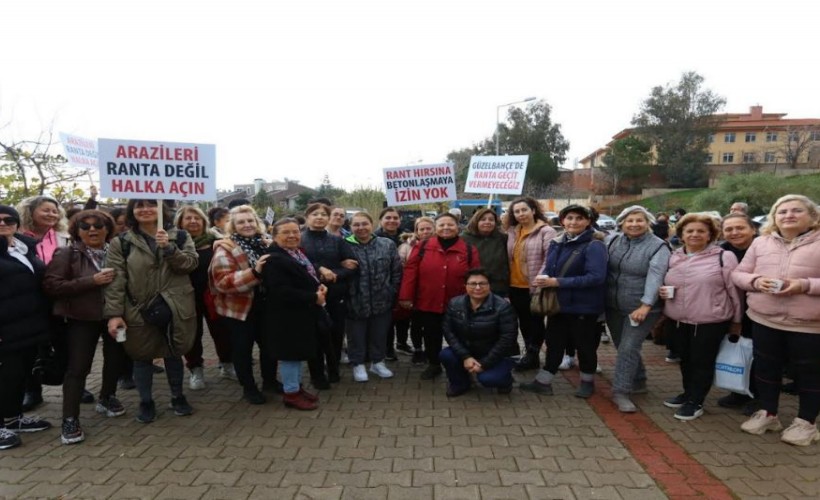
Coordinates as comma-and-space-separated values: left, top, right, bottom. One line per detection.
3, 0, 819, 193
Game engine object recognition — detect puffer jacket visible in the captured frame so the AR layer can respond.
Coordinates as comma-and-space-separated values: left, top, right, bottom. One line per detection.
732, 230, 820, 334
442, 293, 520, 368
44, 241, 107, 321
663, 244, 742, 325
0, 235, 50, 354
209, 238, 262, 321
345, 234, 402, 319
606, 232, 671, 313
399, 237, 481, 314
462, 229, 510, 297
541, 229, 608, 315
506, 222, 557, 293
103, 228, 198, 361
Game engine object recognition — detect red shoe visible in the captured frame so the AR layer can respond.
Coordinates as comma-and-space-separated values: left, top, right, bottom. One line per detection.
283, 392, 318, 411
299, 387, 319, 403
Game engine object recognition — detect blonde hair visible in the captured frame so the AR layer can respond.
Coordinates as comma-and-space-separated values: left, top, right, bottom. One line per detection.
675, 213, 721, 243
761, 194, 820, 236
16, 195, 68, 233
224, 205, 265, 236
174, 205, 209, 232
413, 216, 435, 237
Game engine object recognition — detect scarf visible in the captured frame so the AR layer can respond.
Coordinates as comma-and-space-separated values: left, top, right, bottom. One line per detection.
231, 233, 267, 267
25, 227, 60, 265
192, 232, 216, 250
285, 247, 320, 284
85, 245, 107, 271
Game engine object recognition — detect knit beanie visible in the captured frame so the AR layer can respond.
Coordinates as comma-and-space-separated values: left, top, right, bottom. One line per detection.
0, 204, 21, 221
615, 205, 656, 227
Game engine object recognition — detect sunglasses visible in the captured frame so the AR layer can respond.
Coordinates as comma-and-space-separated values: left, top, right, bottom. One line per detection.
79, 221, 106, 231
0, 216, 19, 226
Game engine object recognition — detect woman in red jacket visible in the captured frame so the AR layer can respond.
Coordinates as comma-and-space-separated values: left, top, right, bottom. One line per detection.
399, 213, 480, 380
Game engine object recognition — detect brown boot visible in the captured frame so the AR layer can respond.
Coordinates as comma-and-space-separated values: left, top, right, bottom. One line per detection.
283, 392, 318, 411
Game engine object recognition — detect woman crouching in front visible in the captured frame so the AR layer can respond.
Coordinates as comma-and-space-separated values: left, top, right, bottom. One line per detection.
261, 218, 327, 411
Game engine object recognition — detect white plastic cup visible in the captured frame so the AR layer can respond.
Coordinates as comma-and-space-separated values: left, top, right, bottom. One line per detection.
629, 317, 640, 327
769, 279, 784, 293
536, 274, 550, 280
661, 285, 675, 299
116, 327, 127, 343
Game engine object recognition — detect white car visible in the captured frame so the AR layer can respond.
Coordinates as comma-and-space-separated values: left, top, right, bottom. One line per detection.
597, 214, 617, 231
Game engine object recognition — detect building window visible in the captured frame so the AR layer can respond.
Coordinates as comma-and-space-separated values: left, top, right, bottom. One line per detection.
743, 153, 757, 163
765, 152, 776, 163
705, 154, 713, 164
745, 132, 756, 143
811, 130, 820, 141
708, 134, 715, 143
766, 131, 778, 142
789, 131, 799, 142
722, 153, 734, 163
724, 133, 736, 143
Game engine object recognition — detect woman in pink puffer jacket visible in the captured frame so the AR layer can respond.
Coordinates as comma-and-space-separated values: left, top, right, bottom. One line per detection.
732, 194, 820, 446
659, 213, 742, 422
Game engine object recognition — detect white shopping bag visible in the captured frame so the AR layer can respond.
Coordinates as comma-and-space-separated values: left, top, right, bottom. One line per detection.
714, 335, 754, 397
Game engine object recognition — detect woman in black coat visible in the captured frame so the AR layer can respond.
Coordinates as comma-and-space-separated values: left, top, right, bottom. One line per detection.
0, 205, 52, 450
261, 218, 328, 411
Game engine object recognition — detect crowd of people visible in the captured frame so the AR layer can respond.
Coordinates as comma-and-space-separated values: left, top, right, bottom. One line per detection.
0, 193, 818, 451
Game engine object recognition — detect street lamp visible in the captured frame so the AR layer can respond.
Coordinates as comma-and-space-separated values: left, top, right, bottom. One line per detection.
496, 97, 536, 155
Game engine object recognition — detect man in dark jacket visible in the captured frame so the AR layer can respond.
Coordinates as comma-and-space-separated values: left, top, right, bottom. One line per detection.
440, 269, 519, 396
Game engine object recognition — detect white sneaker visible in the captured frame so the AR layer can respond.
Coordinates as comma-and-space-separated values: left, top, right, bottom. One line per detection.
219, 363, 237, 381
369, 361, 394, 379
781, 417, 820, 446
741, 409, 783, 435
189, 367, 205, 391
596, 364, 602, 374
558, 355, 575, 371
352, 364, 368, 382
601, 332, 610, 343
340, 352, 350, 364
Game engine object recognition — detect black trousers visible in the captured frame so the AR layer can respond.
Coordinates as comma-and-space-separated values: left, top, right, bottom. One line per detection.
667, 320, 729, 405
544, 313, 601, 374
413, 311, 445, 365
222, 300, 276, 392
308, 297, 344, 382
509, 287, 545, 352
0, 347, 33, 423
62, 320, 127, 418
753, 321, 820, 423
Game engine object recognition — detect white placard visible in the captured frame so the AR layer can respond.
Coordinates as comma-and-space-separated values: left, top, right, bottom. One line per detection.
59, 133, 98, 169
383, 162, 457, 206
98, 138, 216, 201
464, 155, 529, 195
265, 207, 275, 224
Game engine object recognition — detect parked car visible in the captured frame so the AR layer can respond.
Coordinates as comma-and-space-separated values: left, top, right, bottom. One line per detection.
597, 214, 617, 231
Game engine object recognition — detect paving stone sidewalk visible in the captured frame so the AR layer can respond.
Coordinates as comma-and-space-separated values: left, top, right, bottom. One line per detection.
0, 336, 817, 499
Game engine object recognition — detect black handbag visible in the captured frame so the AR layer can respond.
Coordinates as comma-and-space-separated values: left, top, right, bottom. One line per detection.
140, 294, 173, 330
32, 344, 66, 386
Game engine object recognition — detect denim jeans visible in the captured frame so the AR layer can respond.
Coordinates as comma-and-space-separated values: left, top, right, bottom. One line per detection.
607, 308, 660, 393
439, 347, 514, 391
133, 357, 184, 404
279, 361, 303, 394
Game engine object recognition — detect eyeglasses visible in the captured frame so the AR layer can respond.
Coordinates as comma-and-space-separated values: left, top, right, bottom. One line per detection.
79, 221, 105, 230
0, 217, 19, 226
465, 281, 489, 288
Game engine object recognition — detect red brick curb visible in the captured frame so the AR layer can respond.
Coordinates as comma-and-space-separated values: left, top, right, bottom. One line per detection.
562, 369, 735, 499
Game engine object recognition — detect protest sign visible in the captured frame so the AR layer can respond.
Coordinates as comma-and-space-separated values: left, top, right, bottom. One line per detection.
265, 207, 275, 225
98, 138, 216, 201
59, 133, 98, 170
464, 155, 529, 195
383, 162, 456, 206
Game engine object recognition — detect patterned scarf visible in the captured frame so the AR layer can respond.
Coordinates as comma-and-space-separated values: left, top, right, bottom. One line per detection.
85, 245, 108, 271
231, 233, 267, 267
285, 247, 320, 284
